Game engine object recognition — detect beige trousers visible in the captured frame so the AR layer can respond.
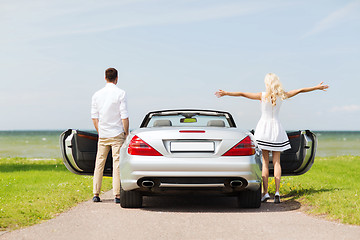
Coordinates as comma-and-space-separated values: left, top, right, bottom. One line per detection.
93, 133, 126, 196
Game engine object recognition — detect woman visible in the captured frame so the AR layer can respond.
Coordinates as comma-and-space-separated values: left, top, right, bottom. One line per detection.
216, 73, 328, 203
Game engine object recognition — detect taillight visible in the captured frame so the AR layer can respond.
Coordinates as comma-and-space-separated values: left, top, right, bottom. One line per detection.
128, 136, 162, 156
222, 136, 255, 156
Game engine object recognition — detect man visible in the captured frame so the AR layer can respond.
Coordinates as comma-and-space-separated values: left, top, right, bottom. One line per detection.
91, 67, 129, 203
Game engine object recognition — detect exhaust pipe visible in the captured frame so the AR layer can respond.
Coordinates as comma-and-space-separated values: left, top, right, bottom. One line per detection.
141, 180, 155, 188
230, 180, 243, 188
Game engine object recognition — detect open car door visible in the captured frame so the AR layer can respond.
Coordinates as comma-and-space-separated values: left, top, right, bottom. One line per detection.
271, 130, 317, 176
60, 129, 316, 177
60, 129, 113, 177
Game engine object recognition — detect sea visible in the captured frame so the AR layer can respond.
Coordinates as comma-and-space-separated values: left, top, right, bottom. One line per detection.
0, 130, 359, 159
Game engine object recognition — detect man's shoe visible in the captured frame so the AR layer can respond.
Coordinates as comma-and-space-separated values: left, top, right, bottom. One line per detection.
114, 198, 121, 204
92, 196, 101, 202
274, 194, 281, 204
261, 193, 271, 202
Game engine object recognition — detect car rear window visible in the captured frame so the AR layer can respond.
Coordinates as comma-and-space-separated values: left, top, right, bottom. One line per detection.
147, 114, 230, 128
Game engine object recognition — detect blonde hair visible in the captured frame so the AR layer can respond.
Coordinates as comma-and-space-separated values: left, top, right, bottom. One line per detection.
264, 73, 287, 106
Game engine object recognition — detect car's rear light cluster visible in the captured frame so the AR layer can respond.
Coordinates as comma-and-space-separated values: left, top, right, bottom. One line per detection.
128, 136, 162, 156
222, 136, 255, 156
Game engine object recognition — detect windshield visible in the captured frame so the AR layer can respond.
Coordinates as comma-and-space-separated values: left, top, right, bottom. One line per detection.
146, 114, 231, 128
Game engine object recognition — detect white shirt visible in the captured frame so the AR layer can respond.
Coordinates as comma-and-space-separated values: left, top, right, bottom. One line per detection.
91, 83, 128, 138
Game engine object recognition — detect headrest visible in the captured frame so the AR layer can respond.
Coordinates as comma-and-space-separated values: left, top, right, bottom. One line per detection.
153, 120, 172, 127
207, 120, 225, 127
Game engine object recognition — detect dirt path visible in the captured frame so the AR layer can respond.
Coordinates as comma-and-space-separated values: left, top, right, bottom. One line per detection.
1, 190, 360, 240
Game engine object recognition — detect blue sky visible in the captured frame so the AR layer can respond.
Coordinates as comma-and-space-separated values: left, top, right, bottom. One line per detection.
1, 0, 359, 131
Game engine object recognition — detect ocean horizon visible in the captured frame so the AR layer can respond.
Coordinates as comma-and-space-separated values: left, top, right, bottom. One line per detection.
0, 130, 359, 159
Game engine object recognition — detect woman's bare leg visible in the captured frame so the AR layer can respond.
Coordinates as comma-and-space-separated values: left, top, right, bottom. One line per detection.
261, 150, 270, 195
272, 151, 282, 194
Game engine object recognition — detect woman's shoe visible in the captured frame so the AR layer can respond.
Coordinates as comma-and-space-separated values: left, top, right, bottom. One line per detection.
261, 193, 270, 202
274, 194, 281, 204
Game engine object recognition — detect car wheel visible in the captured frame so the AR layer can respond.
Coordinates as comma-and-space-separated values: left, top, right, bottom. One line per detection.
120, 185, 143, 208
237, 184, 261, 208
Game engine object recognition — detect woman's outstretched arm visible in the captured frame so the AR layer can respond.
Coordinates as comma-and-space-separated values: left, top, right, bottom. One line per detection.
215, 90, 261, 100
286, 82, 329, 99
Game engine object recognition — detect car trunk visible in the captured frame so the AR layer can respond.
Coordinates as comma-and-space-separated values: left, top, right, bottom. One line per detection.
60, 129, 316, 177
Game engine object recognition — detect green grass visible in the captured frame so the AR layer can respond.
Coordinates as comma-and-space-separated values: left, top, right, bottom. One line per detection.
1, 156, 359, 231
269, 155, 360, 225
0, 158, 112, 231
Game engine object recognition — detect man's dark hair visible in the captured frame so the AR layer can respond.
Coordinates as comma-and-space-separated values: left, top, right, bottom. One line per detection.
105, 68, 118, 82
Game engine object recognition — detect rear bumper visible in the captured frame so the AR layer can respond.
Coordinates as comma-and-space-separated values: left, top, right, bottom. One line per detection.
119, 149, 262, 193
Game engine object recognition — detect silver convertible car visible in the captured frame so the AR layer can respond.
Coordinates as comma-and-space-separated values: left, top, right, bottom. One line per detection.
60, 109, 317, 208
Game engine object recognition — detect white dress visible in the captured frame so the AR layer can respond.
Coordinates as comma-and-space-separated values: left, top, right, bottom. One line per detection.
254, 92, 291, 152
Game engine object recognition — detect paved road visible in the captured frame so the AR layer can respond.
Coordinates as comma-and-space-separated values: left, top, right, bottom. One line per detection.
1, 190, 360, 240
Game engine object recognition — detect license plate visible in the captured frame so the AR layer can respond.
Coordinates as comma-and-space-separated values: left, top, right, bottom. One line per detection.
170, 142, 214, 152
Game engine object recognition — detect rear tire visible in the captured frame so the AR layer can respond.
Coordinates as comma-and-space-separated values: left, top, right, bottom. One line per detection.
237, 184, 261, 208
120, 185, 143, 208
